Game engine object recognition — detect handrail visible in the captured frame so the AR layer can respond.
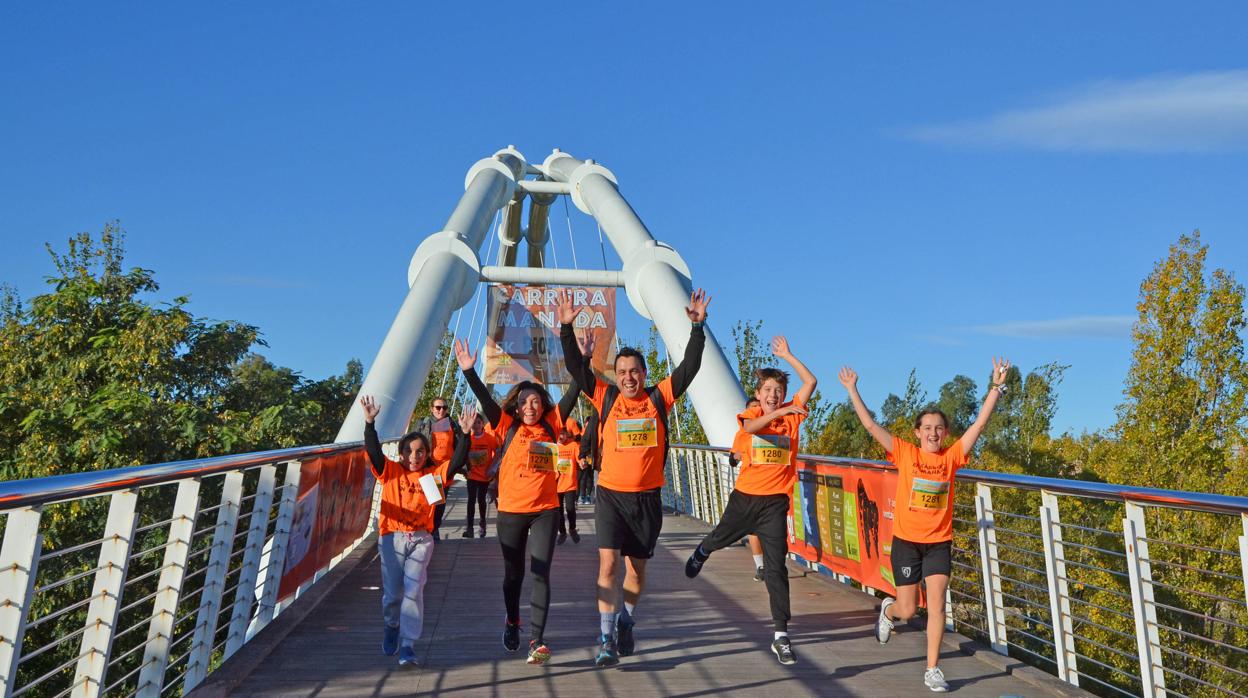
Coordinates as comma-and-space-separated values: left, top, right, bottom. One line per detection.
0, 440, 363, 510
670, 443, 1248, 516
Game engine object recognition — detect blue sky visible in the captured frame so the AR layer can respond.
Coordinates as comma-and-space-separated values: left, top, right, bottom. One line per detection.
2, 3, 1246, 436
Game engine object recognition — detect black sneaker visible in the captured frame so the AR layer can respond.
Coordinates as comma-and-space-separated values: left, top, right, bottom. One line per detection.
556, 531, 567, 546
594, 633, 619, 667
616, 617, 635, 656
462, 529, 474, 538
771, 636, 796, 665
502, 621, 521, 652
569, 529, 581, 544
753, 566, 765, 582
685, 553, 705, 578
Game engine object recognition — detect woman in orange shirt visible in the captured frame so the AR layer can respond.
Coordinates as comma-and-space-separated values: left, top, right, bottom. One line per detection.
839, 358, 1009, 692
454, 339, 580, 667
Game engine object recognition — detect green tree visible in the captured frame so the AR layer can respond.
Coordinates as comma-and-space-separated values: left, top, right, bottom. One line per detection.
936, 375, 978, 435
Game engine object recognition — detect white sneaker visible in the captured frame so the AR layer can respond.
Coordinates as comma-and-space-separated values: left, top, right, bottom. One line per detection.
876, 597, 895, 644
924, 666, 948, 692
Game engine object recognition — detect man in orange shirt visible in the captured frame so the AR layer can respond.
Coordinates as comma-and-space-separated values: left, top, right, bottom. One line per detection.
684, 337, 816, 665
421, 398, 459, 541
558, 288, 711, 668
839, 358, 1010, 692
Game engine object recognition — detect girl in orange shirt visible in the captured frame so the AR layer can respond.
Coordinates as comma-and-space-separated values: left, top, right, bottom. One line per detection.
555, 418, 583, 545
839, 358, 1009, 692
454, 339, 580, 667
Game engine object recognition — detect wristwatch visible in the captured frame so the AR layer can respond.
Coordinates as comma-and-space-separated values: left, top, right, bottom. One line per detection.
992, 383, 1008, 394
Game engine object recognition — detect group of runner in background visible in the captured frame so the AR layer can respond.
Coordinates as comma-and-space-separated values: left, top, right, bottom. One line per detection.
359, 287, 1009, 693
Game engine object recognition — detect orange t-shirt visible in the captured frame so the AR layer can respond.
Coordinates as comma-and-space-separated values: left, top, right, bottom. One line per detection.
466, 431, 499, 482
732, 400, 807, 496
591, 378, 676, 492
555, 440, 580, 493
889, 436, 968, 543
493, 409, 563, 514
429, 418, 456, 464
377, 459, 451, 537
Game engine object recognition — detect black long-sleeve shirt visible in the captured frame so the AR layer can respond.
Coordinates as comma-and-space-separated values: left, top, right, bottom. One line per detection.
559, 322, 706, 401
364, 421, 471, 481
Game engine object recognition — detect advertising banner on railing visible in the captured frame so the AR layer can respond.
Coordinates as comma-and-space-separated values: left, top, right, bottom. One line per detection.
482, 284, 616, 386
788, 459, 899, 595
277, 448, 375, 601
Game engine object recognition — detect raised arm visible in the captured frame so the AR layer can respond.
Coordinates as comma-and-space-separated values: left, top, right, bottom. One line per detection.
556, 290, 598, 392
359, 396, 387, 478
959, 358, 1010, 457
455, 338, 502, 427
557, 383, 581, 424
446, 407, 477, 480
773, 336, 817, 406
740, 403, 808, 434
670, 288, 711, 398
837, 367, 894, 453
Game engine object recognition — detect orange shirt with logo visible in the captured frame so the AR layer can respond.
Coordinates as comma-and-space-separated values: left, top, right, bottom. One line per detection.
493, 409, 564, 514
732, 400, 807, 496
889, 436, 968, 544
377, 458, 451, 537
466, 431, 499, 483
555, 440, 580, 493
590, 377, 677, 493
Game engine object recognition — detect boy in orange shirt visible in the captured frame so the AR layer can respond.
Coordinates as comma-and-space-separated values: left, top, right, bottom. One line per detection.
684, 337, 816, 665
555, 418, 583, 545
361, 396, 472, 667
839, 358, 1009, 692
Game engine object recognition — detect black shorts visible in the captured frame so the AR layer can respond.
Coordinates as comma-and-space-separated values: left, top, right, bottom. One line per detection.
890, 536, 952, 586
595, 486, 663, 559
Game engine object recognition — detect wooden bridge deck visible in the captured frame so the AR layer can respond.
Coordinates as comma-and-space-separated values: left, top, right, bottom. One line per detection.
198, 490, 1085, 697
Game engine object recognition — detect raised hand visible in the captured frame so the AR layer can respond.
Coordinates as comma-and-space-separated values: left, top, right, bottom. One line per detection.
359, 395, 380, 423
771, 336, 792, 359
454, 338, 478, 371
577, 330, 596, 358
556, 288, 579, 325
837, 366, 859, 391
778, 403, 808, 417
458, 405, 478, 433
685, 288, 711, 323
992, 357, 1011, 386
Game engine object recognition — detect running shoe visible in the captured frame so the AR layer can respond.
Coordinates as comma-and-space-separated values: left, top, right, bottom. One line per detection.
526, 640, 551, 665
382, 625, 400, 656
924, 666, 949, 692
594, 633, 619, 667
771, 636, 796, 665
753, 566, 765, 582
569, 528, 581, 544
616, 616, 635, 656
502, 620, 521, 652
557, 531, 568, 546
398, 646, 418, 667
685, 553, 705, 579
478, 524, 486, 539
876, 597, 895, 644
462, 529, 474, 538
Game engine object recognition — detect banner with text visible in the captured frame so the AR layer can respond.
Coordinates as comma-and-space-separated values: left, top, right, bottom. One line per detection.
483, 284, 617, 386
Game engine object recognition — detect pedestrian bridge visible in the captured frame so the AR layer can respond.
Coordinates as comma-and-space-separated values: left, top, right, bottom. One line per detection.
1, 442, 1245, 697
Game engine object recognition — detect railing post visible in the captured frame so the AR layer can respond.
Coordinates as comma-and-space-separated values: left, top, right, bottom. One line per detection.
259, 462, 302, 626
73, 490, 140, 698
0, 506, 43, 697
1123, 502, 1165, 697
223, 465, 277, 659
1039, 491, 1079, 687
1239, 513, 1248, 610
974, 483, 1008, 655
183, 472, 244, 691
137, 478, 201, 698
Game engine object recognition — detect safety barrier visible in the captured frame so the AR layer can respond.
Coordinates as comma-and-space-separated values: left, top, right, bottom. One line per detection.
665, 444, 1248, 698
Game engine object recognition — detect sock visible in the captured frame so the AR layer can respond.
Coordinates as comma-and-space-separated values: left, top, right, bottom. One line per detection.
600, 612, 616, 637
774, 631, 788, 641
692, 544, 710, 562
753, 554, 764, 568
622, 602, 636, 622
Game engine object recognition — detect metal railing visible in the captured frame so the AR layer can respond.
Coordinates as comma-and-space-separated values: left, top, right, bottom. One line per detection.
0, 442, 378, 698
664, 444, 1248, 698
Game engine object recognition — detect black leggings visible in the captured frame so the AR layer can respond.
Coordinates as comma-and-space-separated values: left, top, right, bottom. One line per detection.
699, 491, 791, 631
466, 479, 489, 528
497, 508, 559, 642
578, 469, 595, 500
556, 491, 577, 534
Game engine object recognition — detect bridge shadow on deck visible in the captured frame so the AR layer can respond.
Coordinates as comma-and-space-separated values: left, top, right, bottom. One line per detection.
208, 489, 1083, 697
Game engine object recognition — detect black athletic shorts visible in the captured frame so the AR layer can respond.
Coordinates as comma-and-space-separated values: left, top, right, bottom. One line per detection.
890, 536, 952, 586
595, 486, 663, 559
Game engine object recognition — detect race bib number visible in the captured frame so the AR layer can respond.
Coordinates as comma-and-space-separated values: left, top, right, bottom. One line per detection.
750, 434, 791, 466
616, 418, 658, 449
909, 477, 950, 511
528, 441, 558, 472
556, 456, 574, 475
468, 450, 490, 467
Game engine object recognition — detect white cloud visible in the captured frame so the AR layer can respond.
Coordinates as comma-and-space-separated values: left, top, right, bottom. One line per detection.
971, 315, 1134, 339
907, 70, 1248, 152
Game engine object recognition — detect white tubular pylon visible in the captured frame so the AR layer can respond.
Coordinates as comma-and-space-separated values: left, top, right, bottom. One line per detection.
336, 148, 525, 442
543, 150, 745, 447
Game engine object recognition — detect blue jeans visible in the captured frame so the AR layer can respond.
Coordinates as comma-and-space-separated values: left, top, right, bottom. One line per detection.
378, 531, 435, 645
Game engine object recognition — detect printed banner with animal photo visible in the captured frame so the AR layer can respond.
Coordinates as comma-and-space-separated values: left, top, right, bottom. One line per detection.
788, 460, 899, 596
482, 284, 616, 386
277, 449, 375, 601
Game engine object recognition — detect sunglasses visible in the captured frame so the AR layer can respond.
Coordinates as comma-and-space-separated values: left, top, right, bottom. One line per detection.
432, 405, 447, 410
